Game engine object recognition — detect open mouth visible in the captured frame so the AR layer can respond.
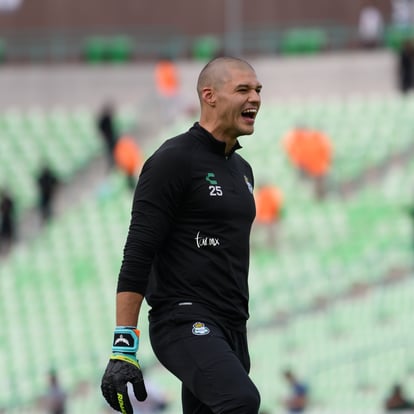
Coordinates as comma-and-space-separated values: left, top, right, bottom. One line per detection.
241, 108, 257, 120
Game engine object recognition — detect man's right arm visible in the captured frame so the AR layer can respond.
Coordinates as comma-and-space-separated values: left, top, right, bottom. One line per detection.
116, 291, 144, 327
102, 142, 189, 413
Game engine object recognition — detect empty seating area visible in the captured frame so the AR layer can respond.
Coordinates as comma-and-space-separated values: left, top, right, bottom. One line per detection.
245, 94, 414, 188
0, 172, 153, 409
250, 274, 414, 412
0, 106, 102, 213
0, 105, 139, 216
242, 95, 414, 412
0, 92, 413, 413
2, 20, 413, 65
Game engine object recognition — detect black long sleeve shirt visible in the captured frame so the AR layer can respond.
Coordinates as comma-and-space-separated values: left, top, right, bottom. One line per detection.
117, 123, 256, 329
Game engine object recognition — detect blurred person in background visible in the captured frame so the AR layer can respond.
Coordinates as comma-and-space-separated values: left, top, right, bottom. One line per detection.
36, 164, 59, 223
0, 188, 16, 255
43, 370, 67, 414
124, 371, 170, 414
97, 102, 119, 169
283, 126, 332, 201
392, 0, 414, 28
384, 383, 414, 411
358, 0, 384, 49
398, 39, 414, 94
113, 135, 143, 191
281, 369, 309, 413
254, 183, 284, 248
154, 56, 181, 124
101, 56, 262, 414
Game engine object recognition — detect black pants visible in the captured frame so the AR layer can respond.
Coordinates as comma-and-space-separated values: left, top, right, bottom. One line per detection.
149, 303, 260, 414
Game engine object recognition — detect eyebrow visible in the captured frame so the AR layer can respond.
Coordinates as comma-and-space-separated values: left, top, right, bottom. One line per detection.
236, 83, 262, 89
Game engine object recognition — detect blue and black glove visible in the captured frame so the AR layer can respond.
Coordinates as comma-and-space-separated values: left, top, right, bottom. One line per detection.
101, 327, 147, 413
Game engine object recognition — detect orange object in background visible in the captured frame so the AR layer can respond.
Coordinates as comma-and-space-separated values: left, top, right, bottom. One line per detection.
255, 185, 283, 223
283, 127, 308, 170
298, 130, 332, 177
114, 136, 143, 175
155, 59, 179, 97
283, 127, 332, 177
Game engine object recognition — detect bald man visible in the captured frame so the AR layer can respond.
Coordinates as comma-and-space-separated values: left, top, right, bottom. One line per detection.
101, 57, 262, 414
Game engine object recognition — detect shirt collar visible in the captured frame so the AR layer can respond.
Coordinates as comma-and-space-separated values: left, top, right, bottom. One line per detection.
189, 122, 242, 157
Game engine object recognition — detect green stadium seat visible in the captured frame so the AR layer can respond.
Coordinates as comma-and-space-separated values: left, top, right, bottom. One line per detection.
192, 35, 221, 60
84, 36, 130, 64
83, 36, 108, 63
384, 24, 414, 50
108, 35, 134, 62
0, 38, 6, 63
280, 27, 327, 55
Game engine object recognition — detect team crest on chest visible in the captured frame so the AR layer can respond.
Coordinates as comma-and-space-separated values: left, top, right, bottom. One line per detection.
192, 322, 210, 336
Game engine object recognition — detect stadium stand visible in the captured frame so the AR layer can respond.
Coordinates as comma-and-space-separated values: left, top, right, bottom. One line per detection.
0, 105, 139, 218
249, 275, 414, 412
0, 106, 101, 214
246, 94, 414, 189
1, 68, 414, 412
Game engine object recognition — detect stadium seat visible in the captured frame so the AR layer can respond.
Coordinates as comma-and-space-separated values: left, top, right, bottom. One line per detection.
83, 36, 108, 63
384, 24, 414, 50
280, 27, 327, 55
191, 35, 221, 60
0, 38, 5, 63
107, 35, 134, 62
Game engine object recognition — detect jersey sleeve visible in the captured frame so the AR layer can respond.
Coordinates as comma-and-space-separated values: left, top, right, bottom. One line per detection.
117, 143, 190, 294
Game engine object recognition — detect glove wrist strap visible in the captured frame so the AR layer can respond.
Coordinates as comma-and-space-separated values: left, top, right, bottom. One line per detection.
112, 326, 140, 355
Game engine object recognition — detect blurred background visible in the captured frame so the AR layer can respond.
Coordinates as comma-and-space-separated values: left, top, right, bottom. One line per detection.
1, 0, 414, 413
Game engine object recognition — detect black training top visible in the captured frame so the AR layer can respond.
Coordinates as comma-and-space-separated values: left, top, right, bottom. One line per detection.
117, 123, 256, 329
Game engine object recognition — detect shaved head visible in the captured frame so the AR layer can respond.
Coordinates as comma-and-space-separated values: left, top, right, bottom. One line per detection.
197, 56, 255, 99
196, 56, 261, 146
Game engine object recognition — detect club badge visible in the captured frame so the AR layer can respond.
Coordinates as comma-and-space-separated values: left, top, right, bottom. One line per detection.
244, 175, 253, 194
192, 322, 210, 336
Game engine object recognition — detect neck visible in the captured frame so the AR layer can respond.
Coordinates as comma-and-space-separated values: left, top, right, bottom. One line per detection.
199, 121, 237, 154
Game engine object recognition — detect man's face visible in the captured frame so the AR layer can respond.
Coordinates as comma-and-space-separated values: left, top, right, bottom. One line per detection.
213, 66, 262, 139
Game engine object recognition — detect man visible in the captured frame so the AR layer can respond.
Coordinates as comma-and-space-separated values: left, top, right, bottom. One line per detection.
97, 102, 118, 169
384, 383, 414, 411
44, 370, 66, 414
357, 1, 384, 49
101, 56, 262, 414
0, 188, 15, 255
282, 370, 309, 413
254, 184, 284, 247
37, 165, 59, 223
398, 39, 414, 94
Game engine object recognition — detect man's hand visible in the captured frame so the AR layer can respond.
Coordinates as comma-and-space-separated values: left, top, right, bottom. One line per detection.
101, 327, 147, 414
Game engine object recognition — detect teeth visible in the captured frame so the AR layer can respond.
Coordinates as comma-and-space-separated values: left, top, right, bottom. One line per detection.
243, 109, 257, 114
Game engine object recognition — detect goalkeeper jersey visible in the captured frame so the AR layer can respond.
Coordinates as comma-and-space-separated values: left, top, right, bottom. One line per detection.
117, 123, 256, 329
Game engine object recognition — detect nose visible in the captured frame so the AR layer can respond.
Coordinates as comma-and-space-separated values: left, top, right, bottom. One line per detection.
248, 89, 261, 105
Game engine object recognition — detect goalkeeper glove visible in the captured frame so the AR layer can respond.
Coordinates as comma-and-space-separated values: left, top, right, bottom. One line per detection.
101, 327, 147, 414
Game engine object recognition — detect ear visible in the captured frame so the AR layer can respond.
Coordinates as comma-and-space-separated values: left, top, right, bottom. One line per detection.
201, 87, 216, 107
